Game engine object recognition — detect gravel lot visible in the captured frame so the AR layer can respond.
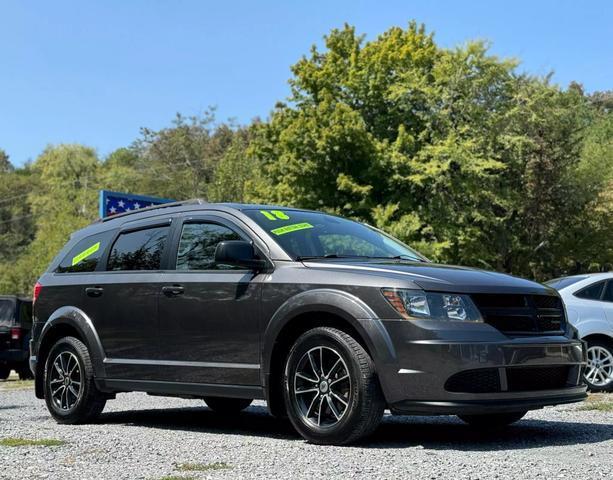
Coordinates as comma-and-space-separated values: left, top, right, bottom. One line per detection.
1, 379, 612, 480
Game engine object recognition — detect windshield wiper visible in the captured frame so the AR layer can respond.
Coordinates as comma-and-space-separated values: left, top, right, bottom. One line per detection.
296, 254, 370, 261
368, 255, 427, 262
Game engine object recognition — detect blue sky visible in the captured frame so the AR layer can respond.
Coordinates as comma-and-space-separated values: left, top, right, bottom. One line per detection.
1, 0, 611, 166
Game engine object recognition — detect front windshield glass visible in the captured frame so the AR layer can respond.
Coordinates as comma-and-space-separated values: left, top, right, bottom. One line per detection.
0, 300, 15, 328
244, 209, 426, 262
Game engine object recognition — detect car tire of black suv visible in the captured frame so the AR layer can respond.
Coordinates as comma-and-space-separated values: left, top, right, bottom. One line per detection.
44, 336, 106, 424
283, 326, 385, 445
17, 362, 34, 380
204, 397, 253, 414
584, 339, 613, 392
0, 366, 9, 380
458, 411, 527, 429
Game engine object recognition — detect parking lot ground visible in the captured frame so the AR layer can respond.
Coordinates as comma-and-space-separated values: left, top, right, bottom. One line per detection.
1, 377, 612, 479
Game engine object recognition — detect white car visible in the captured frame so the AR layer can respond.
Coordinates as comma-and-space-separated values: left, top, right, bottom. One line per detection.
546, 272, 613, 391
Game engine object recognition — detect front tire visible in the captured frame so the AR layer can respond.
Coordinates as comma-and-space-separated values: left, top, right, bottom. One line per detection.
458, 411, 527, 429
204, 397, 252, 414
0, 366, 10, 380
283, 327, 385, 445
44, 336, 106, 424
584, 339, 613, 392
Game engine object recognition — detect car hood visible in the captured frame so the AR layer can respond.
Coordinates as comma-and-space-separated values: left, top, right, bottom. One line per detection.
302, 260, 555, 295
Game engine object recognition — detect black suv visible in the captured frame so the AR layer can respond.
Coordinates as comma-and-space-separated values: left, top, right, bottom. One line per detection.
1, 295, 33, 380
30, 201, 587, 444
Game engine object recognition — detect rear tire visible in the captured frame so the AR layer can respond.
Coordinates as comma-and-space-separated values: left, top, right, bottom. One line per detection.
17, 362, 34, 380
44, 336, 106, 424
283, 327, 385, 445
458, 411, 527, 429
584, 339, 613, 392
203, 397, 253, 414
0, 366, 9, 380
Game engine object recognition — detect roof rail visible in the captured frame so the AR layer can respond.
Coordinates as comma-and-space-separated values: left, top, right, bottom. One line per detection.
97, 198, 208, 223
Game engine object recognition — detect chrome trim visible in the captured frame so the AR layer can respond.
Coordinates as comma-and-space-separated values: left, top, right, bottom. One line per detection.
398, 368, 422, 374
103, 358, 260, 370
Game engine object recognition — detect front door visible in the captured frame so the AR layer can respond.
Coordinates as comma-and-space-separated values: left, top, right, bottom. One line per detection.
156, 215, 262, 385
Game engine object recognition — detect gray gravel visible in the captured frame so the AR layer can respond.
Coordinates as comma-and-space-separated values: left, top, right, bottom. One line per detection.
1, 384, 612, 479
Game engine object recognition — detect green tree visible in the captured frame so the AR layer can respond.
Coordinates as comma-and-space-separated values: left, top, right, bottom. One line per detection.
248, 22, 610, 279
0, 145, 100, 293
132, 110, 239, 200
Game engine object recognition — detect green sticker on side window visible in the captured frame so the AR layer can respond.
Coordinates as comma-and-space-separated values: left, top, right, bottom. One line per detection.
271, 222, 313, 236
71, 242, 101, 266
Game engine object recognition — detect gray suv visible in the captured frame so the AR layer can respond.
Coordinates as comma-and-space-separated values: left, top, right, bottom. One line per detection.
30, 200, 587, 444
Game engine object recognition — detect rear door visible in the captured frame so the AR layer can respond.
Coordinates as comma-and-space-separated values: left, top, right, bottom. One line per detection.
156, 213, 263, 385
89, 218, 172, 380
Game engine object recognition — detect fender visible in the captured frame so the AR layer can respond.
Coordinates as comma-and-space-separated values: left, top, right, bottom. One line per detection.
38, 306, 107, 379
575, 318, 613, 341
261, 288, 397, 381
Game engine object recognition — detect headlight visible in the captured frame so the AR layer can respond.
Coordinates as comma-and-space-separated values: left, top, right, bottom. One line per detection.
381, 288, 483, 322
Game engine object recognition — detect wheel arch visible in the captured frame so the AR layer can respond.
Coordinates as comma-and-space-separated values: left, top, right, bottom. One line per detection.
35, 306, 106, 399
582, 332, 613, 347
261, 289, 396, 417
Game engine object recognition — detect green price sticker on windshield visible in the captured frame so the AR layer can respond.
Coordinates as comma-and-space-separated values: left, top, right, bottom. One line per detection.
260, 210, 290, 220
71, 242, 101, 266
271, 222, 313, 236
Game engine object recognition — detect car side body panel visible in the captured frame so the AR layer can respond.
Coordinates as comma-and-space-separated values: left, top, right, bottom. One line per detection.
31, 202, 588, 412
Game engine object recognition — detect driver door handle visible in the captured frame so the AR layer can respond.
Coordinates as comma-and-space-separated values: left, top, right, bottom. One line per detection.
85, 286, 104, 297
162, 285, 184, 297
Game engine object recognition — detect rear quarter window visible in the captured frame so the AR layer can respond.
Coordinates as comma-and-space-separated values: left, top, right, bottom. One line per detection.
56, 230, 115, 273
0, 299, 15, 328
574, 281, 605, 301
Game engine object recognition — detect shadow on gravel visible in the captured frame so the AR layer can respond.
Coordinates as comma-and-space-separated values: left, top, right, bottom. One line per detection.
97, 404, 613, 451
100, 405, 298, 440
0, 405, 23, 411
362, 416, 613, 451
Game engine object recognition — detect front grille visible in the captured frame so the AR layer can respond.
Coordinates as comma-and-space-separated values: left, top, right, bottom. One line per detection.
445, 368, 501, 393
445, 366, 574, 394
471, 294, 565, 335
506, 366, 570, 391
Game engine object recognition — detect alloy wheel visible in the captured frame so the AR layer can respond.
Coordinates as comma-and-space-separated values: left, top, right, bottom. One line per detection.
292, 346, 351, 428
585, 346, 613, 387
49, 351, 82, 411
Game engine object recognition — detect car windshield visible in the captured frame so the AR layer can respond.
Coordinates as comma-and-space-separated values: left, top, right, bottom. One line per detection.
545, 276, 589, 290
0, 300, 15, 328
244, 209, 426, 262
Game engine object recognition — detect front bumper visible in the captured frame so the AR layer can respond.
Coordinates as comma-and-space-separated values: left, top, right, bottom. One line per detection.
377, 319, 587, 413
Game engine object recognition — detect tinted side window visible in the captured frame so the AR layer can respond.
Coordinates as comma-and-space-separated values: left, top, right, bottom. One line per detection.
57, 231, 115, 273
575, 281, 605, 301
603, 281, 613, 303
18, 301, 33, 329
107, 226, 169, 271
176, 223, 242, 270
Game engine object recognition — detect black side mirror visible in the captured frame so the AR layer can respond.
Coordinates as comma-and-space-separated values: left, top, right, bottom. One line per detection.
214, 240, 267, 271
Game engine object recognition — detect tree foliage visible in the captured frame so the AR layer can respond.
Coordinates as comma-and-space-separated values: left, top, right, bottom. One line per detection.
0, 22, 610, 293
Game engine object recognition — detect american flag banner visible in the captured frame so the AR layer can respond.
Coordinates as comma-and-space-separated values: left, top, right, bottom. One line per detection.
99, 190, 174, 218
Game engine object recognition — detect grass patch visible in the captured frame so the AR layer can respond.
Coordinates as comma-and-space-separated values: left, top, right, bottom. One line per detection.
176, 462, 231, 472
0, 437, 66, 447
579, 393, 613, 412
0, 380, 34, 390
578, 401, 613, 412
